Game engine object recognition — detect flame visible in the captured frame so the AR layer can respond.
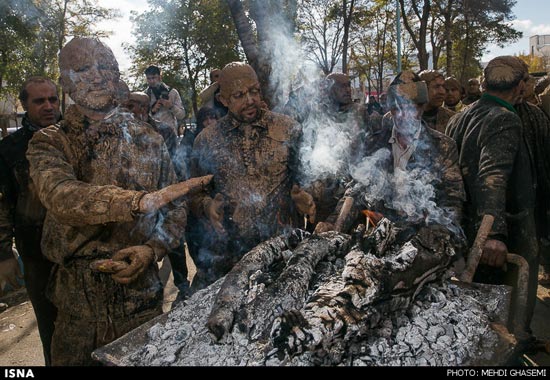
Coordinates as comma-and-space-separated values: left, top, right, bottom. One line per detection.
362, 210, 383, 228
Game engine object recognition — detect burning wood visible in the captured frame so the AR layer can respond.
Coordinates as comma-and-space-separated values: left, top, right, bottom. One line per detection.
92, 223, 516, 366
362, 209, 383, 231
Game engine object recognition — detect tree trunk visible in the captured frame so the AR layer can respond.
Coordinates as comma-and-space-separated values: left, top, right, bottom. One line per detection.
225, 0, 274, 107
341, 0, 356, 74
444, 0, 455, 76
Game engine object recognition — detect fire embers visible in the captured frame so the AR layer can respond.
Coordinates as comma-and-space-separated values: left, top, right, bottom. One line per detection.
109, 226, 509, 366
268, 219, 456, 365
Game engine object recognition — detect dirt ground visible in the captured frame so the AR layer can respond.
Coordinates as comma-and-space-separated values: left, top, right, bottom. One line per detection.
2, 264, 550, 366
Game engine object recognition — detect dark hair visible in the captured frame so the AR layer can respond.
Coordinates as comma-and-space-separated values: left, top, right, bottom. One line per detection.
19, 76, 58, 105
145, 65, 161, 76
196, 106, 218, 130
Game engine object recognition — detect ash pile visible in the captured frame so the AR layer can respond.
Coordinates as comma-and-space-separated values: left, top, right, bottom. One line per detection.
105, 222, 515, 366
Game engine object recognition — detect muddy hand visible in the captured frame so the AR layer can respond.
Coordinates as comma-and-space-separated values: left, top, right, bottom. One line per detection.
90, 259, 129, 274
139, 174, 213, 214
291, 184, 316, 224
111, 245, 155, 285
206, 193, 226, 235
481, 239, 508, 268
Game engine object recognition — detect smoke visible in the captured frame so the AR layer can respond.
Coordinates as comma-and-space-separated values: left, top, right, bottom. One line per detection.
350, 143, 459, 233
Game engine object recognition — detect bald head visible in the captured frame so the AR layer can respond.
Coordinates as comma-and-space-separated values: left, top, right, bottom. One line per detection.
59, 37, 120, 112
218, 62, 259, 100
218, 62, 262, 122
483, 56, 529, 92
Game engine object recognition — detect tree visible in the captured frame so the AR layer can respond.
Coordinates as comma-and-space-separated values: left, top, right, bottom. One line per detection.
398, 0, 431, 71
298, 0, 345, 75
351, 0, 396, 95
0, 0, 118, 103
225, 0, 299, 107
128, 0, 241, 115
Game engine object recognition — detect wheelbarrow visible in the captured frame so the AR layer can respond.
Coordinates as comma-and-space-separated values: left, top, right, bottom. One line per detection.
455, 214, 532, 363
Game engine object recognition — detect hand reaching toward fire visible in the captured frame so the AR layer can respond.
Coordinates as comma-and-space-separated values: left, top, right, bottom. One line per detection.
291, 184, 316, 224
139, 175, 213, 214
206, 193, 226, 236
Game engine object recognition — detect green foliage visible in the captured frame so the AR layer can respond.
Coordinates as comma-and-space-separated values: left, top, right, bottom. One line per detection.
0, 0, 118, 103
127, 0, 241, 115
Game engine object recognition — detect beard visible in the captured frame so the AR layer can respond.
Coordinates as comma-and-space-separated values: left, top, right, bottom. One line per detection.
71, 87, 116, 111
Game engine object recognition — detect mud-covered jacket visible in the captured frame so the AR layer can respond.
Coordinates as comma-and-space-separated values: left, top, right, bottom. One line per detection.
422, 106, 456, 134
26, 105, 187, 320
446, 94, 535, 247
189, 109, 303, 265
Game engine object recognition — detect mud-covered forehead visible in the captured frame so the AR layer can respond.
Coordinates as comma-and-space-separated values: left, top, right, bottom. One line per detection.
327, 73, 350, 85
219, 62, 259, 97
59, 37, 119, 75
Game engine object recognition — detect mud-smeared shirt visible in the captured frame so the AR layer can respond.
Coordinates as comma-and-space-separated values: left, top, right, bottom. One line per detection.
189, 109, 302, 266
26, 105, 187, 320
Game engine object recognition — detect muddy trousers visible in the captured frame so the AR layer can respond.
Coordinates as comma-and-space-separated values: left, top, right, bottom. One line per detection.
51, 307, 162, 366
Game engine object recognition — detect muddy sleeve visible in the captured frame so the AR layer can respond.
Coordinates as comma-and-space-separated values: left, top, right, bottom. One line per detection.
475, 113, 520, 239
145, 143, 188, 259
27, 128, 141, 227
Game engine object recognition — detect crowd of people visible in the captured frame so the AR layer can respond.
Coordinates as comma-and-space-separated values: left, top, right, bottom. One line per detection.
0, 35, 549, 366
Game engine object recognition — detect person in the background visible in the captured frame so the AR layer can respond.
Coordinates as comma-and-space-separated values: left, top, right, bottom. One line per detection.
145, 65, 186, 137
366, 95, 383, 115
27, 37, 190, 366
462, 78, 482, 105
444, 76, 465, 113
446, 56, 538, 341
0, 76, 61, 366
198, 69, 228, 119
418, 70, 456, 134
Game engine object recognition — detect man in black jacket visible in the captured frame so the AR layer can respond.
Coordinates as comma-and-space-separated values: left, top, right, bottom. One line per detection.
0, 77, 61, 365
446, 56, 538, 339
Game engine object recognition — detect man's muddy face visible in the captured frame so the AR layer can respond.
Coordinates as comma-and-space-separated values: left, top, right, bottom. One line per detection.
427, 76, 446, 109
60, 41, 119, 111
23, 81, 61, 127
391, 103, 423, 136
222, 79, 262, 122
330, 77, 352, 106
445, 86, 462, 107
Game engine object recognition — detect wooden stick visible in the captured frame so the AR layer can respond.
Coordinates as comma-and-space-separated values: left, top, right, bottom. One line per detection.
459, 214, 494, 284
334, 196, 354, 233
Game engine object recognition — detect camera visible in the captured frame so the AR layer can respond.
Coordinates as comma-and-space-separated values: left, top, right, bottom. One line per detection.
160, 91, 169, 100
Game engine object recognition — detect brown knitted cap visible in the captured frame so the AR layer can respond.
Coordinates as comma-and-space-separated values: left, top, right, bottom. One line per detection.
483, 56, 528, 91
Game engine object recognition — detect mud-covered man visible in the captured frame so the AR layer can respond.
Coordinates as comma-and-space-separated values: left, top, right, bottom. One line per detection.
317, 70, 465, 243
273, 72, 466, 359
418, 70, 456, 134
187, 62, 315, 289
0, 76, 61, 365
446, 56, 538, 339
26, 37, 195, 366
